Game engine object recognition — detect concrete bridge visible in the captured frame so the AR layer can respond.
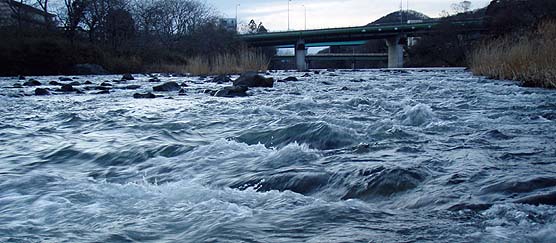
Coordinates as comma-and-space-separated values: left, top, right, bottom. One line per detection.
240, 19, 485, 70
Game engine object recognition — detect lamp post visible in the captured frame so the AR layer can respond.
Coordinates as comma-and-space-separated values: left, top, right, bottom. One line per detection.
236, 3, 240, 32
287, 0, 291, 31
302, 4, 306, 30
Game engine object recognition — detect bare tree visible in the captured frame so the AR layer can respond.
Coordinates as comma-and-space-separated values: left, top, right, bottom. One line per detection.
63, 0, 89, 41
451, 1, 472, 14
35, 0, 50, 29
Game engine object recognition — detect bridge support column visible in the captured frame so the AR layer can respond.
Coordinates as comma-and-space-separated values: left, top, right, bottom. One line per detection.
385, 36, 404, 68
295, 39, 307, 71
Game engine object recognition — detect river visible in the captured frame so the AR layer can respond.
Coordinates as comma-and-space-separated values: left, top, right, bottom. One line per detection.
1, 69, 555, 242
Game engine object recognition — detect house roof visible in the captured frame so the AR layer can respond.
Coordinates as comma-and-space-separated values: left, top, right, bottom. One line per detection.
9, 0, 56, 17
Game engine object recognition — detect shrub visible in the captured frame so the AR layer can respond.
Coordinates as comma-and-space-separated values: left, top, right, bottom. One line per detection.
469, 20, 556, 88
185, 48, 271, 75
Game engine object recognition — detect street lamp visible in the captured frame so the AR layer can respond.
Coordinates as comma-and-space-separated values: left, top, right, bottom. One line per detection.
302, 4, 306, 30
287, 0, 291, 31
236, 3, 240, 32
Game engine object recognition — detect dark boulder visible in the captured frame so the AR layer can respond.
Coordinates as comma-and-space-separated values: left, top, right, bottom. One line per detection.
203, 89, 217, 96
34, 88, 50, 96
83, 81, 93, 85
326, 68, 336, 72
49, 81, 62, 85
148, 78, 161, 82
60, 84, 76, 92
94, 90, 110, 95
121, 85, 141, 90
233, 72, 274, 88
211, 75, 232, 83
72, 64, 108, 75
302, 73, 311, 77
214, 86, 248, 98
178, 88, 186, 96
153, 82, 181, 92
59, 77, 73, 81
92, 86, 112, 90
69, 81, 81, 86
18, 75, 25, 80
322, 81, 333, 85
341, 86, 349, 91
133, 92, 156, 99
100, 82, 112, 87
23, 79, 42, 86
283, 76, 299, 82
313, 71, 320, 74
122, 74, 135, 80
180, 82, 188, 87
13, 83, 23, 88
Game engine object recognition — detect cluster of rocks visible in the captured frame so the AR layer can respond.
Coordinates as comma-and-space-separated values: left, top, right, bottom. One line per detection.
9, 71, 328, 99
14, 75, 138, 96
203, 72, 275, 98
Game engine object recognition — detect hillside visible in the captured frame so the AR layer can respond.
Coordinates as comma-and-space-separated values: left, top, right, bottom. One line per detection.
318, 10, 430, 55
368, 10, 431, 25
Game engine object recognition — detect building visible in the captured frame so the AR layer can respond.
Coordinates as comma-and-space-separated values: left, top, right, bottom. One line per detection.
0, 0, 55, 28
219, 18, 237, 32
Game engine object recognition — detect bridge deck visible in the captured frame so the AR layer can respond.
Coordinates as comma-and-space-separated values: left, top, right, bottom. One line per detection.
241, 19, 485, 47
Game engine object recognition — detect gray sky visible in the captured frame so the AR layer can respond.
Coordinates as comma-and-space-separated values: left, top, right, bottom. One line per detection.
211, 0, 491, 31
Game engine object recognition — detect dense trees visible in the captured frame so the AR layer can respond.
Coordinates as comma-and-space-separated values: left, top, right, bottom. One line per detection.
0, 0, 261, 75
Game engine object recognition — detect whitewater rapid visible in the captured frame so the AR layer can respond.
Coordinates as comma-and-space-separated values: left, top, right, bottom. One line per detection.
1, 69, 555, 242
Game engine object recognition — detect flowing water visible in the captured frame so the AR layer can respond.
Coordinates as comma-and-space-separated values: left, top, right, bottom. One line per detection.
1, 69, 556, 242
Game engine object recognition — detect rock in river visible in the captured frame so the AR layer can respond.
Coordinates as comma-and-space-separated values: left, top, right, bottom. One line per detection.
23, 79, 41, 86
211, 75, 232, 83
60, 84, 76, 92
233, 72, 274, 88
34, 88, 50, 96
214, 86, 248, 98
121, 73, 135, 81
153, 82, 181, 92
133, 92, 156, 99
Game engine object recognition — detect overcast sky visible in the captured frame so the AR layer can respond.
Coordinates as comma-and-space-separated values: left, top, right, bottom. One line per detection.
210, 0, 491, 31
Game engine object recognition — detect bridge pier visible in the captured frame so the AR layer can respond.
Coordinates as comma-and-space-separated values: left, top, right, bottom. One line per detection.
295, 39, 307, 71
385, 35, 404, 68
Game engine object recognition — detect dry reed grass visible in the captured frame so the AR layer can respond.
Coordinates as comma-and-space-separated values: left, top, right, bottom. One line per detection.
186, 49, 270, 76
469, 20, 556, 88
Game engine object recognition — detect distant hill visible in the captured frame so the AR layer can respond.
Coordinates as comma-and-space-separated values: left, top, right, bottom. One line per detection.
367, 10, 431, 25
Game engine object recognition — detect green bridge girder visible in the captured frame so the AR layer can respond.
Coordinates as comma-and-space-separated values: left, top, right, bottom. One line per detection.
272, 53, 388, 62
240, 19, 485, 47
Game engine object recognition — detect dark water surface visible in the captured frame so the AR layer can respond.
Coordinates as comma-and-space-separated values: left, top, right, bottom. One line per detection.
1, 69, 555, 242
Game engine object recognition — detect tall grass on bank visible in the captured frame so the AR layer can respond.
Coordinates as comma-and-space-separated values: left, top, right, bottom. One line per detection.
186, 49, 271, 76
470, 21, 556, 88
